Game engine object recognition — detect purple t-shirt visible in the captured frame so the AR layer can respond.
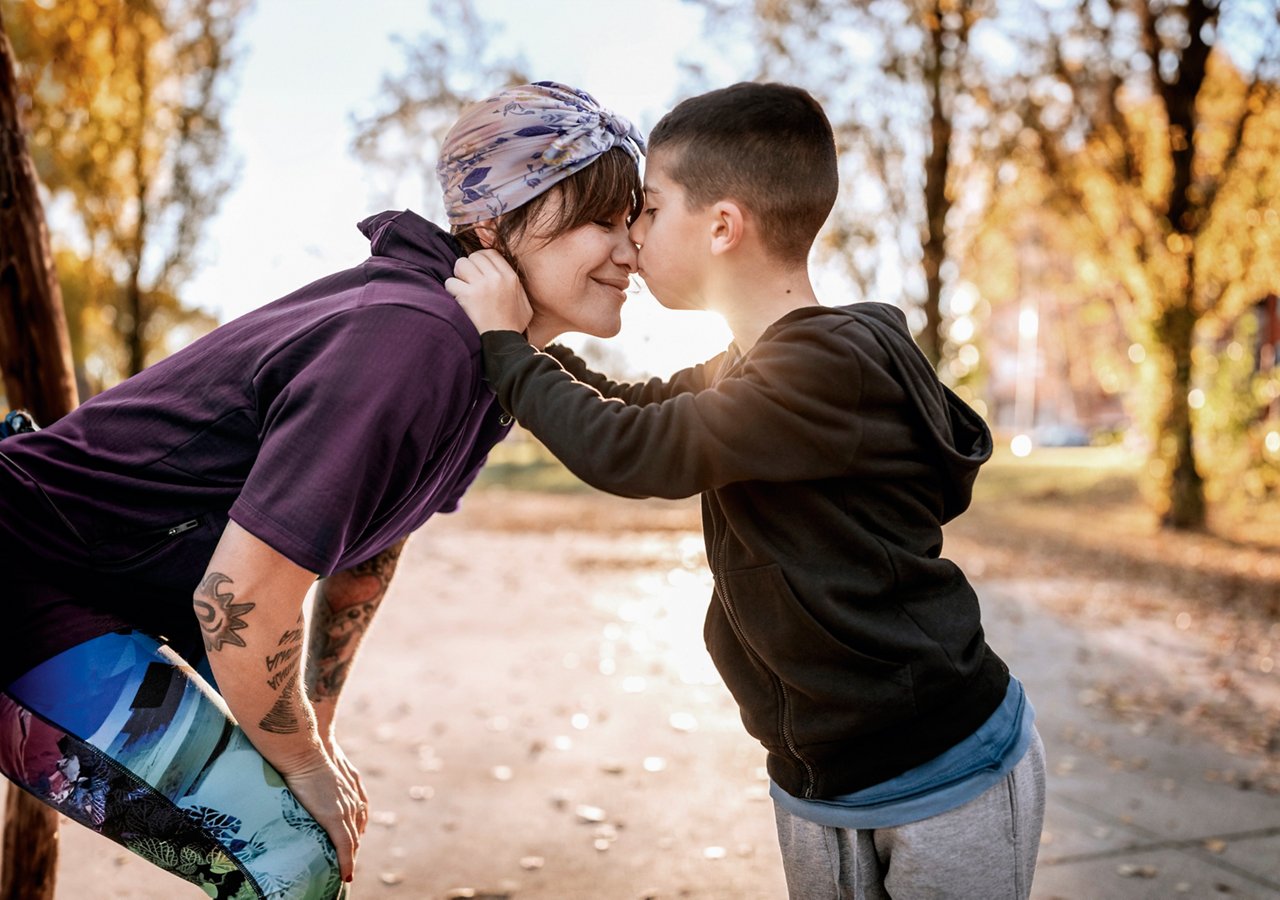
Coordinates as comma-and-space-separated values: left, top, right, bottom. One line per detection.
0, 210, 508, 676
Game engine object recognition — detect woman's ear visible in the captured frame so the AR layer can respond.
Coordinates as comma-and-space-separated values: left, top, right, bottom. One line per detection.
708, 201, 745, 256
473, 219, 499, 249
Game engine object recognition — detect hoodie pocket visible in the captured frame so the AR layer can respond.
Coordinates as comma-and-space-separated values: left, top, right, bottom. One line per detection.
719, 563, 916, 744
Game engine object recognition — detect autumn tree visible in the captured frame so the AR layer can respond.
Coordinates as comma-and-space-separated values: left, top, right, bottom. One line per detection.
351, 0, 527, 221
6, 0, 250, 381
684, 0, 998, 367
1013, 0, 1280, 528
0, 6, 75, 898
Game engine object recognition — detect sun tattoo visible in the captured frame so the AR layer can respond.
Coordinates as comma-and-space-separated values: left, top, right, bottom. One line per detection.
193, 571, 256, 652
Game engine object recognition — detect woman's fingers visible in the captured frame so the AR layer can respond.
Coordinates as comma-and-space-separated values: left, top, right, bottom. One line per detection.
282, 760, 362, 882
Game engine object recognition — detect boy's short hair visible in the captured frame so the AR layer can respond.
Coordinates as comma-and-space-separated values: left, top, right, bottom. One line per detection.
649, 82, 838, 265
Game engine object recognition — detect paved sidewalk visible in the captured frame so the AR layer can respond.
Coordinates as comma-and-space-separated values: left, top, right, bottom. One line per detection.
3, 496, 1277, 898
980, 580, 1280, 899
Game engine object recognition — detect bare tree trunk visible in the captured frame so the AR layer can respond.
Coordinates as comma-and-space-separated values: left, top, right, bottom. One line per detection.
0, 24, 75, 419
1148, 0, 1210, 530
1154, 292, 1205, 529
0, 10, 75, 900
919, 0, 955, 370
126, 16, 150, 377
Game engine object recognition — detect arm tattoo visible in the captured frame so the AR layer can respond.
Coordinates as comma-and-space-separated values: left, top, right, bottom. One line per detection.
194, 572, 255, 652
259, 614, 305, 734
306, 540, 405, 702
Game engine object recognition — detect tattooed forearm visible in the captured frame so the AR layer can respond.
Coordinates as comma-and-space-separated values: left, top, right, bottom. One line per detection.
307, 598, 378, 701
306, 539, 406, 703
194, 572, 256, 652
258, 670, 301, 734
259, 614, 305, 734
345, 540, 405, 588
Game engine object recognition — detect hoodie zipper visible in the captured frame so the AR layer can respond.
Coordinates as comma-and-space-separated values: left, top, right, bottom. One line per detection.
709, 505, 818, 798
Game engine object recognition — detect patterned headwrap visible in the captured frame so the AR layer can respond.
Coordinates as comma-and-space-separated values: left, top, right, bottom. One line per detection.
437, 81, 646, 226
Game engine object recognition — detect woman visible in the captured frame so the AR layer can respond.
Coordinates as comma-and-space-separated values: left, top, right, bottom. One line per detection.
0, 81, 643, 899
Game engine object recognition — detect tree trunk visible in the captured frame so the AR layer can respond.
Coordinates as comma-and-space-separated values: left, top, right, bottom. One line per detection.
126, 17, 150, 377
0, 30, 75, 419
919, 2, 951, 370
0, 792, 58, 900
1154, 294, 1206, 529
0, 10, 75, 900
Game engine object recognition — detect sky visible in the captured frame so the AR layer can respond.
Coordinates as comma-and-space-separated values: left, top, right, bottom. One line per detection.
183, 0, 734, 375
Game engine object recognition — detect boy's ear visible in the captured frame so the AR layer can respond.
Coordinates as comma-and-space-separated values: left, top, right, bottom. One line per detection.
708, 201, 746, 256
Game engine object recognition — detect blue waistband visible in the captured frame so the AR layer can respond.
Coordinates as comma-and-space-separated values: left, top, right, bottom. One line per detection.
771, 676, 1035, 829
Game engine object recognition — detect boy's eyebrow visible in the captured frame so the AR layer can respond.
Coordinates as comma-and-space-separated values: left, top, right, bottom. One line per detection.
643, 183, 662, 194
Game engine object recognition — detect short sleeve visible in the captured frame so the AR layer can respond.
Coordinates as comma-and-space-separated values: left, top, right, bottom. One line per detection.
230, 305, 476, 574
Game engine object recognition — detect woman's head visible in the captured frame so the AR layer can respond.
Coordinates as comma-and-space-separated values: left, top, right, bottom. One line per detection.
438, 82, 644, 344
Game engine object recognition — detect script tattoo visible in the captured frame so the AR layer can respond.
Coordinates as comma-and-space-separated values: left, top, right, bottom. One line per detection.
194, 572, 255, 652
259, 614, 305, 734
307, 540, 404, 702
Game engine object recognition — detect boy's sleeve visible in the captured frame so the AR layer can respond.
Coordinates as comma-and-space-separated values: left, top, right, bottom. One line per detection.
543, 344, 721, 405
480, 328, 863, 499
230, 307, 475, 574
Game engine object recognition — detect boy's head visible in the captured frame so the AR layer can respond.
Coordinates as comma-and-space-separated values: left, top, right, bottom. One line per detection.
646, 82, 837, 266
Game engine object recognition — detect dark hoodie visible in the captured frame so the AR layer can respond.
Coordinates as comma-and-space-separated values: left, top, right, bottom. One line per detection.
1, 210, 509, 685
479, 302, 1008, 799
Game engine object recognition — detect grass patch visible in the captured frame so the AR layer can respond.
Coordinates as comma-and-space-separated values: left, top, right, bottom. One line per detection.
973, 446, 1142, 505
474, 438, 590, 494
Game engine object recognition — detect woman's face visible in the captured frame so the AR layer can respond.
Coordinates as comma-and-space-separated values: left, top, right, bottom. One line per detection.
508, 200, 638, 348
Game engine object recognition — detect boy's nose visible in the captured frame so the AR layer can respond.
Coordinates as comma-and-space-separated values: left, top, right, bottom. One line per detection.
628, 218, 645, 246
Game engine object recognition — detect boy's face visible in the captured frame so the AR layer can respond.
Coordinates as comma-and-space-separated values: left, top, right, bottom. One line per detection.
629, 153, 710, 311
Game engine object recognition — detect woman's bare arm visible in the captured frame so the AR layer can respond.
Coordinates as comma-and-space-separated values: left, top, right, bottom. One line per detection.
306, 538, 406, 736
194, 519, 361, 881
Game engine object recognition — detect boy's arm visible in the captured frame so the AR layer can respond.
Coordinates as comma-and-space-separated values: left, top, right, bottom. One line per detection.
543, 344, 721, 405
479, 328, 863, 500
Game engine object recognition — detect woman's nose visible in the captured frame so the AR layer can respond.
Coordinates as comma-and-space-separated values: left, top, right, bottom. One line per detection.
614, 233, 639, 272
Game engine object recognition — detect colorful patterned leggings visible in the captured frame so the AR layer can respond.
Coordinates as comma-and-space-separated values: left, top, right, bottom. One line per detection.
0, 630, 344, 899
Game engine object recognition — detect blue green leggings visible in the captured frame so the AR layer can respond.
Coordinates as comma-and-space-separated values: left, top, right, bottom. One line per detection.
0, 630, 344, 899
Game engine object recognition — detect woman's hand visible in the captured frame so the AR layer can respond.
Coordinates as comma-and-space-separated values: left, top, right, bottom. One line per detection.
278, 750, 364, 883
324, 734, 369, 834
445, 250, 533, 335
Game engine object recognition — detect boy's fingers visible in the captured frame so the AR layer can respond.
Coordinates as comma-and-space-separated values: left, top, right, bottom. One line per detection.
468, 249, 519, 281
452, 256, 481, 281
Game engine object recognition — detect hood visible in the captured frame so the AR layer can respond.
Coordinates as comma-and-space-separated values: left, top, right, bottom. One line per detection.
357, 210, 463, 283
843, 302, 993, 521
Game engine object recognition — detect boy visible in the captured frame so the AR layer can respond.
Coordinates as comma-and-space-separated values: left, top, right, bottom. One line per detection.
448, 82, 1045, 899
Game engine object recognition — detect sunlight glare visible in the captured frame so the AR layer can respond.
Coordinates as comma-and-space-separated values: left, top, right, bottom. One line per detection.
1010, 434, 1034, 457
1018, 309, 1039, 339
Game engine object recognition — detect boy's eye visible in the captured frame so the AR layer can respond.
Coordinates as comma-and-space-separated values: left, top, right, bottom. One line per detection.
644, 208, 657, 217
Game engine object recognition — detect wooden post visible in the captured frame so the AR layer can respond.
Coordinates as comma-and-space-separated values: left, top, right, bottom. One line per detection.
0, 8, 77, 900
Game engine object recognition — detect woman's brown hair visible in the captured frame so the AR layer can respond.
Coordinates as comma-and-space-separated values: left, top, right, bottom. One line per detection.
451, 146, 642, 269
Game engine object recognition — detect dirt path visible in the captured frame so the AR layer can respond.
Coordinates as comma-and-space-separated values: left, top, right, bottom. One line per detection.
8, 488, 1277, 898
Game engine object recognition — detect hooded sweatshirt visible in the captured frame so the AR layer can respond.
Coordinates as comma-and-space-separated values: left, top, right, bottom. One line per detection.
478, 302, 1008, 798
0, 210, 509, 684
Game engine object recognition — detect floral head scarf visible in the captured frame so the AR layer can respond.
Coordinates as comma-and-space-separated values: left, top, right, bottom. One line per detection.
437, 81, 646, 226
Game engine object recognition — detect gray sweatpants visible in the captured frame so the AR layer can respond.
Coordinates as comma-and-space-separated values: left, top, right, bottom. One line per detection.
773, 730, 1046, 899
